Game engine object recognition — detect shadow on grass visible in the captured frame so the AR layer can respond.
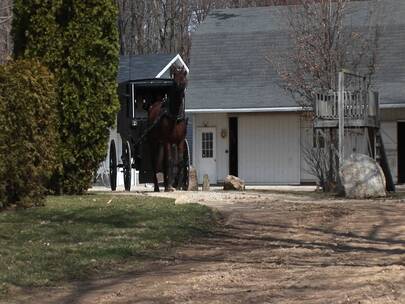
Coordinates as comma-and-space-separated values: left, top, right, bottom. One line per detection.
8, 197, 405, 304
25, 199, 405, 304
0, 194, 218, 300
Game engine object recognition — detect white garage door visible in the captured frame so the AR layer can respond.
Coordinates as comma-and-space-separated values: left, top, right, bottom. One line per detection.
238, 114, 300, 184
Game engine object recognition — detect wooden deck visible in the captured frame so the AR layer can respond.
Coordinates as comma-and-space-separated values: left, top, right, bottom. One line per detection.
314, 91, 379, 128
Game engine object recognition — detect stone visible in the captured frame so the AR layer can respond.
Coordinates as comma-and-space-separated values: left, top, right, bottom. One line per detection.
202, 174, 210, 191
188, 166, 198, 191
223, 175, 245, 191
339, 153, 386, 199
156, 172, 164, 184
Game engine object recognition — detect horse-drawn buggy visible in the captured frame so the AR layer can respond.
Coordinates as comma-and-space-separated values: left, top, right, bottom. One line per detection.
109, 66, 190, 192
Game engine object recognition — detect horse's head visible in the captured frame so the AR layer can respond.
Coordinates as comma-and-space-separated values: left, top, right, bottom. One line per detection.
170, 66, 188, 91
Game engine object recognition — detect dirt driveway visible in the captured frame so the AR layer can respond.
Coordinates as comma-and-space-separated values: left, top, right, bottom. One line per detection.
13, 190, 405, 304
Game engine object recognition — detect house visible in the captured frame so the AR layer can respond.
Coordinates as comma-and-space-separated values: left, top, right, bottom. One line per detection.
100, 53, 190, 188
186, 0, 405, 185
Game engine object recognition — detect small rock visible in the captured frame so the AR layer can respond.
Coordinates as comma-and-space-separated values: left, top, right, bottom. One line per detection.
202, 174, 210, 191
188, 166, 198, 191
156, 172, 164, 183
223, 175, 245, 191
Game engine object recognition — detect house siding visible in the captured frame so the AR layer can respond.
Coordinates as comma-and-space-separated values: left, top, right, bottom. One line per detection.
379, 108, 405, 183
191, 110, 404, 186
299, 108, 404, 185
300, 117, 316, 183
186, 114, 193, 164
102, 108, 404, 187
299, 111, 402, 185
193, 112, 301, 184
381, 121, 398, 183
238, 113, 300, 184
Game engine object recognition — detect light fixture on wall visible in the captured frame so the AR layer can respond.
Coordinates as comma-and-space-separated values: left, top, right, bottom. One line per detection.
221, 129, 227, 138
203, 121, 208, 127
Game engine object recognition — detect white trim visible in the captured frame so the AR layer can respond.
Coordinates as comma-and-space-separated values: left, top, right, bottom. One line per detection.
192, 114, 196, 167
131, 84, 135, 118
155, 54, 190, 78
186, 104, 405, 113
175, 56, 190, 74
380, 104, 405, 109
186, 107, 303, 113
298, 116, 301, 183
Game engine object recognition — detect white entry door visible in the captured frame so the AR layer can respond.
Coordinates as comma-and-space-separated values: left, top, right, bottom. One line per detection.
197, 127, 217, 184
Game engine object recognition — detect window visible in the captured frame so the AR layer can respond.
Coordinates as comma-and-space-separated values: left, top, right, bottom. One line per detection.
202, 132, 213, 158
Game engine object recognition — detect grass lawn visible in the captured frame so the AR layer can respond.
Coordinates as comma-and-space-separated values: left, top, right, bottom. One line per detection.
0, 195, 217, 297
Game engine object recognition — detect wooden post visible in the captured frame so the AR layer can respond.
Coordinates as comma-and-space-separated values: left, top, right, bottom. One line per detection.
338, 71, 345, 166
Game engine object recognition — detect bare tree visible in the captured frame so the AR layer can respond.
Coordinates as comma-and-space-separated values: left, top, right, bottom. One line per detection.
270, 0, 379, 109
117, 0, 192, 56
1, 0, 309, 62
0, 0, 12, 63
302, 144, 331, 191
268, 0, 380, 191
116, 0, 299, 59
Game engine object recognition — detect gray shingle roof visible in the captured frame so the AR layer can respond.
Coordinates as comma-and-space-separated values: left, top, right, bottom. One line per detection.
118, 53, 176, 83
187, 1, 405, 110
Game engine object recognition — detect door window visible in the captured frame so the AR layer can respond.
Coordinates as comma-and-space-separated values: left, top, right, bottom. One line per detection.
202, 132, 213, 158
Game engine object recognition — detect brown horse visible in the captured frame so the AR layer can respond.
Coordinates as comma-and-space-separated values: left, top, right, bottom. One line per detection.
147, 66, 188, 192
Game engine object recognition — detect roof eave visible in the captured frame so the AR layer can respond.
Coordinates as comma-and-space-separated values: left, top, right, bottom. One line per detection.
186, 107, 303, 113
185, 103, 405, 114
380, 103, 405, 109
156, 54, 190, 78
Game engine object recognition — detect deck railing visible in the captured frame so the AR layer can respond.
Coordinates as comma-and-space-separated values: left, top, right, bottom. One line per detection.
315, 91, 378, 121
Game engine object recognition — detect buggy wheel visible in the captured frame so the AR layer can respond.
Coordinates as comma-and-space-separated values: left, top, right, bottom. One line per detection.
109, 140, 117, 191
123, 141, 132, 191
181, 139, 190, 190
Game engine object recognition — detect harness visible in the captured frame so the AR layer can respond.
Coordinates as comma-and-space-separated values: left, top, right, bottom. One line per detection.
134, 91, 187, 147
133, 105, 167, 147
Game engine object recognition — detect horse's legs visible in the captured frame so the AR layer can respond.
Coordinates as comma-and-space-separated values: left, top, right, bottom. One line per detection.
172, 144, 179, 188
163, 143, 169, 190
152, 173, 159, 192
164, 143, 175, 192
150, 143, 161, 192
176, 140, 185, 190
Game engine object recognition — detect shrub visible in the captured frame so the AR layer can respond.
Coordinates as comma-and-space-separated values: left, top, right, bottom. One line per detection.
0, 60, 58, 208
13, 0, 120, 194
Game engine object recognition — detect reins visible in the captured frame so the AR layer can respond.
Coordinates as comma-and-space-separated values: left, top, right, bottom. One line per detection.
133, 104, 167, 146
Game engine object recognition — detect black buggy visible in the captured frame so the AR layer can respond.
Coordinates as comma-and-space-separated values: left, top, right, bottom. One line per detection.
109, 78, 190, 191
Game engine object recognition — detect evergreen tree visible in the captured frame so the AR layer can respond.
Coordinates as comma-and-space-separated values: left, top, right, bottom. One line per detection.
13, 0, 120, 194
0, 59, 58, 208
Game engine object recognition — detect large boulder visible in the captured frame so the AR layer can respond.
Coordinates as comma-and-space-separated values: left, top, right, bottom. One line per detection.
339, 153, 386, 198
188, 166, 198, 191
223, 175, 245, 191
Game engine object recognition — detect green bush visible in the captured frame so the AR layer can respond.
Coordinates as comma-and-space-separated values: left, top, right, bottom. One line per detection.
13, 0, 120, 194
0, 60, 58, 208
